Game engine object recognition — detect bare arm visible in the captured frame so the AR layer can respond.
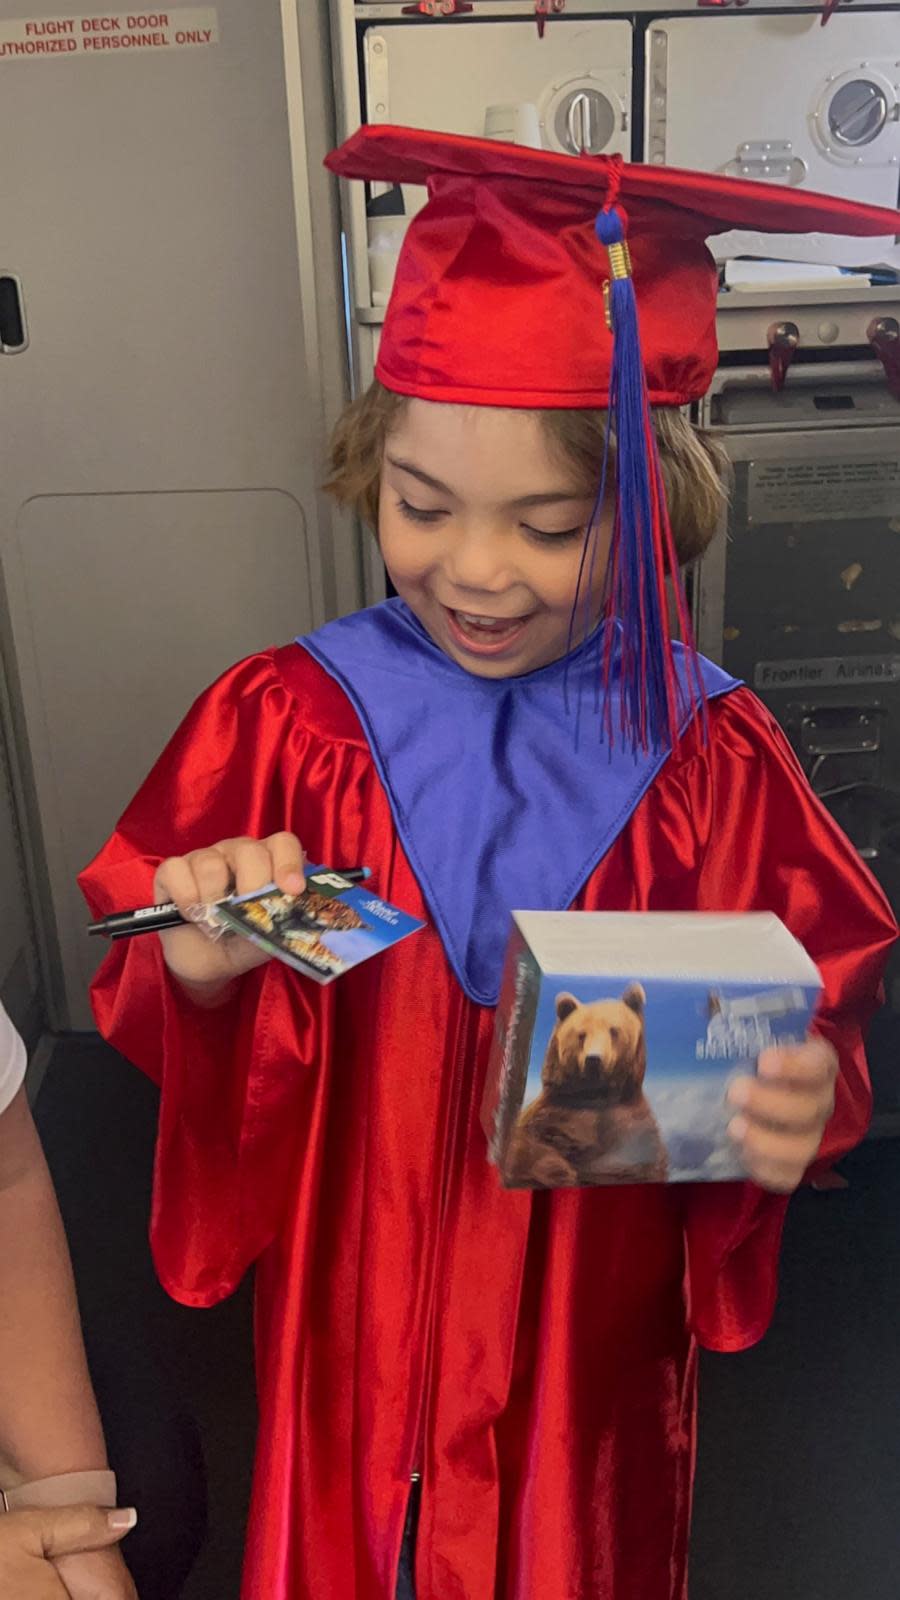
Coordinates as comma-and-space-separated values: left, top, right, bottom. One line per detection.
0, 1088, 108, 1485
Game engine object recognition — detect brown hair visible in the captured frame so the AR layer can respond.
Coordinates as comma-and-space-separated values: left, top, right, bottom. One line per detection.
325, 380, 729, 565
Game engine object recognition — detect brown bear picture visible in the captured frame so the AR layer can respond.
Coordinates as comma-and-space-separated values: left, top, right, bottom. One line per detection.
504, 984, 669, 1187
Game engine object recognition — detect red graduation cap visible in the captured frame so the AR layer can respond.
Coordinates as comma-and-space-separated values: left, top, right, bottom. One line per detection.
327, 125, 900, 749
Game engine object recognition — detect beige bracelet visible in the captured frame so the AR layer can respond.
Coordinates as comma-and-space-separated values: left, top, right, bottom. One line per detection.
0, 1470, 117, 1513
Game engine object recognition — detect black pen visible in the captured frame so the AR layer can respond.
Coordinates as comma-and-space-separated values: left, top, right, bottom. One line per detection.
86, 867, 372, 940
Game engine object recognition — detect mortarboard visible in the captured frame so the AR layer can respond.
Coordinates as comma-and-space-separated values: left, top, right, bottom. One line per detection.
327, 125, 900, 750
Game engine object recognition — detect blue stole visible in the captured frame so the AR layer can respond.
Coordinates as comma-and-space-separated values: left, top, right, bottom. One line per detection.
300, 600, 739, 1006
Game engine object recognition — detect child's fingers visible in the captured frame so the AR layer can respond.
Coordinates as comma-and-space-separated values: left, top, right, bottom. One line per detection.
154, 835, 306, 912
728, 1117, 817, 1193
232, 838, 279, 897
154, 854, 203, 912
758, 1040, 838, 1090
727, 1077, 827, 1136
185, 847, 235, 907
266, 832, 306, 896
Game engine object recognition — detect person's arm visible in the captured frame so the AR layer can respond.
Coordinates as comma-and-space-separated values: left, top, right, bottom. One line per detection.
682, 689, 896, 1351
0, 1087, 138, 1598
78, 651, 331, 1308
0, 1087, 108, 1486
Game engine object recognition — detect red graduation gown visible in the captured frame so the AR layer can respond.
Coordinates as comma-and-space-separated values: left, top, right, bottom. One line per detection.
79, 644, 895, 1600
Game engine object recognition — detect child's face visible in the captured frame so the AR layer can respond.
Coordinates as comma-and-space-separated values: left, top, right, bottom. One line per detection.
378, 401, 611, 678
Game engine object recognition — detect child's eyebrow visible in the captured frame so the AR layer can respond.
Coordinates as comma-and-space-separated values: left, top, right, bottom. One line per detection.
514, 489, 593, 508
386, 456, 453, 495
385, 454, 589, 508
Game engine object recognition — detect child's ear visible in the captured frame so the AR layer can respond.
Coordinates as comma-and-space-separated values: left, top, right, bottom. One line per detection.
556, 993, 579, 1021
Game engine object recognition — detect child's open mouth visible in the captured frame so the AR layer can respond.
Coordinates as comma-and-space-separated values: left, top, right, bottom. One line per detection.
444, 607, 532, 655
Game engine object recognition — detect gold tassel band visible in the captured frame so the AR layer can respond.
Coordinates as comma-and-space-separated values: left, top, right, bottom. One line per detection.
606, 240, 632, 280
602, 240, 630, 281
603, 239, 632, 330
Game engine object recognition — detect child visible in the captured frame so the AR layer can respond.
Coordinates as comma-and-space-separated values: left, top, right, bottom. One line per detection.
80, 128, 897, 1600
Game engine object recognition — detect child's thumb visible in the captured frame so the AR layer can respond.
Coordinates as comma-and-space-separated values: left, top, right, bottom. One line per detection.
29, 1504, 137, 1558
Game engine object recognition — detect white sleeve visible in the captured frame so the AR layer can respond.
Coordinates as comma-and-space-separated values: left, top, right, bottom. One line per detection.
0, 1002, 28, 1117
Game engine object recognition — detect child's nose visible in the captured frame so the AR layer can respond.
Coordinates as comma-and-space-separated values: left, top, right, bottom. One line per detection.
444, 527, 513, 595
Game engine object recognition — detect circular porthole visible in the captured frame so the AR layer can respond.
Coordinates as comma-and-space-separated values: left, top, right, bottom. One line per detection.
827, 78, 889, 147
553, 88, 617, 156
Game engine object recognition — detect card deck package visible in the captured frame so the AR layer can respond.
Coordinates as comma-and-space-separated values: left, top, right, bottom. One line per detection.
202, 869, 424, 984
482, 912, 823, 1189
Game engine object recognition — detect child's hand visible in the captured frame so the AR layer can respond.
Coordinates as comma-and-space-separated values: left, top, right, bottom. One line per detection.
726, 1039, 838, 1194
153, 834, 306, 996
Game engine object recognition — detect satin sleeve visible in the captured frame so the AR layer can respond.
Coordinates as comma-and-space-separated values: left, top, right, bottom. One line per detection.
680, 690, 897, 1351
78, 651, 335, 1307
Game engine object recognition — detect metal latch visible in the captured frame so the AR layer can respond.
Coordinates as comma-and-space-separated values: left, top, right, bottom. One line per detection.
731, 141, 807, 183
799, 705, 883, 757
868, 316, 900, 400
767, 321, 800, 393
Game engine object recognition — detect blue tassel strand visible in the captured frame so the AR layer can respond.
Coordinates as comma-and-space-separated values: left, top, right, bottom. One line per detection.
588, 203, 701, 753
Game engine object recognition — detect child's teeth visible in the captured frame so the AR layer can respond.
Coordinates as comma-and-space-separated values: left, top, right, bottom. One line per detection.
458, 612, 510, 630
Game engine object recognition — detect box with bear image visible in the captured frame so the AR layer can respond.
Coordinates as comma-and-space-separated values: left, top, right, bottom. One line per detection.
482, 912, 822, 1189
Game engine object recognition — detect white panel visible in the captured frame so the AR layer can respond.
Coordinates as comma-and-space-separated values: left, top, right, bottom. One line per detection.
0, 0, 354, 1026
364, 17, 631, 168
359, 19, 632, 303
4, 491, 313, 1029
647, 14, 900, 268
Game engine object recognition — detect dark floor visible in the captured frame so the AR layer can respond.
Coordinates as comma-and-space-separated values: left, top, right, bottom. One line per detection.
35, 1035, 900, 1600
692, 1137, 900, 1600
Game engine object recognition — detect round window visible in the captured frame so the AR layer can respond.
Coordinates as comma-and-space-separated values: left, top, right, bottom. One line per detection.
554, 89, 616, 156
827, 79, 889, 147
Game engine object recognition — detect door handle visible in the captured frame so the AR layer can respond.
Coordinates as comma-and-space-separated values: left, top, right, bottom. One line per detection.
0, 274, 27, 353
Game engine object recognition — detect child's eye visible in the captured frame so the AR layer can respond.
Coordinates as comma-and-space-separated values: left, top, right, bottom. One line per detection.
522, 523, 586, 547
396, 497, 447, 526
